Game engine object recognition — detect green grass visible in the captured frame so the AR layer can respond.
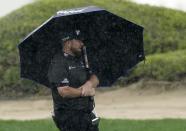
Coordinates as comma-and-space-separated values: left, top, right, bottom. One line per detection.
0, 118, 186, 131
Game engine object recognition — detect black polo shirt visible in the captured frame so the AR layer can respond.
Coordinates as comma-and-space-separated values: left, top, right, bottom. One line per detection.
48, 51, 94, 113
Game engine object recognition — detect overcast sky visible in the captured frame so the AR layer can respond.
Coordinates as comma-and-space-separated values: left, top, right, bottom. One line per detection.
0, 0, 186, 18
132, 0, 186, 12
0, 0, 33, 17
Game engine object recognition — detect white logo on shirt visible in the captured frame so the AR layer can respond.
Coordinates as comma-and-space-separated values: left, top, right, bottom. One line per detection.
69, 66, 76, 70
61, 78, 69, 84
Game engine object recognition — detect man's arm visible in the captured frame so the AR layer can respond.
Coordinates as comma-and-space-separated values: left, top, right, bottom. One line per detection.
57, 74, 99, 98
57, 85, 95, 98
87, 74, 99, 88
81, 74, 99, 96
57, 86, 82, 98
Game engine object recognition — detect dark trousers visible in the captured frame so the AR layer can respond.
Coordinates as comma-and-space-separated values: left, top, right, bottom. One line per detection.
52, 110, 99, 131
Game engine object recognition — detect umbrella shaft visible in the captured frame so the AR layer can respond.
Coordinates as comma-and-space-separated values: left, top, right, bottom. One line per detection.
83, 46, 89, 68
82, 46, 99, 117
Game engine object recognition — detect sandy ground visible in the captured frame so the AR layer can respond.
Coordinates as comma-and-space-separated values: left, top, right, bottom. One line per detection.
0, 83, 186, 120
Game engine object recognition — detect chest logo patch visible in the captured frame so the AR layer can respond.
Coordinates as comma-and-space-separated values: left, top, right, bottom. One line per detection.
69, 66, 76, 70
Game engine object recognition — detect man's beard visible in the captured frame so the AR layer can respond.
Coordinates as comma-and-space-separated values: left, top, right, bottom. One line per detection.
72, 48, 82, 58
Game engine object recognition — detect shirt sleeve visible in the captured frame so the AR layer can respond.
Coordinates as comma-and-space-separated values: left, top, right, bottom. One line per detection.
88, 66, 101, 83
47, 53, 69, 88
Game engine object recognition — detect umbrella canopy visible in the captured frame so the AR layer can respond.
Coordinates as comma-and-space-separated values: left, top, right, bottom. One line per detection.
18, 6, 145, 87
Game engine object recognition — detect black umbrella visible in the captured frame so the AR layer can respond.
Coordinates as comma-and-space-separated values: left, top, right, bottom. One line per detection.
18, 6, 145, 87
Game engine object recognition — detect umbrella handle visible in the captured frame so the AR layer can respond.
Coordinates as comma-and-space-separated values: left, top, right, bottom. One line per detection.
92, 108, 98, 117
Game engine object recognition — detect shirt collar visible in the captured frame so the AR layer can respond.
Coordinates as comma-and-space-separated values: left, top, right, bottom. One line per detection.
63, 52, 83, 61
63, 52, 73, 57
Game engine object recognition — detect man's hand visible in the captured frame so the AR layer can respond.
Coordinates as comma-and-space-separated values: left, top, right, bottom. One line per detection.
57, 86, 82, 98
80, 74, 99, 97
80, 81, 95, 97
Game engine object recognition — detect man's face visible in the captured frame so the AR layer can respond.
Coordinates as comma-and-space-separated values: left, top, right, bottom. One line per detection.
70, 39, 84, 57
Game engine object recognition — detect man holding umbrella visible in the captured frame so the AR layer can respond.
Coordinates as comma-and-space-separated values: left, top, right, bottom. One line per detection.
18, 6, 144, 131
47, 29, 100, 131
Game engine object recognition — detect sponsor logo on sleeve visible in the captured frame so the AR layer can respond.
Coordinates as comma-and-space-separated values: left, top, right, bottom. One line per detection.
61, 78, 69, 84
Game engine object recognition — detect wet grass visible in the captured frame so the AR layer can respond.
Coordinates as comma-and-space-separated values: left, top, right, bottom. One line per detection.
0, 118, 186, 131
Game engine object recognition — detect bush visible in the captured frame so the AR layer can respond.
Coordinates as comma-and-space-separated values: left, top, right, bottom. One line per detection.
129, 50, 186, 81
